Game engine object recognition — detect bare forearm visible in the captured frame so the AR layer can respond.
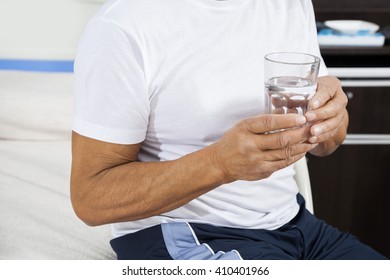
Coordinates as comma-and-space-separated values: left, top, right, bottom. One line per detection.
71, 114, 317, 226
71, 145, 224, 226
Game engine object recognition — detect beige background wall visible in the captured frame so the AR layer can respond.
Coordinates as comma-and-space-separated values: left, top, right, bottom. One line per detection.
0, 0, 105, 60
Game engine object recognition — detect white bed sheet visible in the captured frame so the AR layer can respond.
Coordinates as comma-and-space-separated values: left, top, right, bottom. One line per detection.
0, 71, 115, 259
0, 139, 115, 259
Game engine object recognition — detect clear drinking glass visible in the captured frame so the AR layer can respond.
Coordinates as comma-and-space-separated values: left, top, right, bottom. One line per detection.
264, 52, 320, 115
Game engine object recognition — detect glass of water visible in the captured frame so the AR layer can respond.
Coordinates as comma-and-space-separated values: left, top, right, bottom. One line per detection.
264, 52, 320, 115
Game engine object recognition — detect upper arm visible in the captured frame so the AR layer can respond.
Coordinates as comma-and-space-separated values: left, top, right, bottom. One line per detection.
73, 18, 149, 145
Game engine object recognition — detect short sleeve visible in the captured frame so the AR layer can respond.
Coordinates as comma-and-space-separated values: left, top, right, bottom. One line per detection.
73, 18, 149, 144
304, 0, 328, 77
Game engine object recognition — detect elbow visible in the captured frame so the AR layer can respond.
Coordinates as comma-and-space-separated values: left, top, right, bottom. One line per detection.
71, 195, 103, 227
70, 181, 107, 227
71, 201, 104, 227
70, 173, 149, 226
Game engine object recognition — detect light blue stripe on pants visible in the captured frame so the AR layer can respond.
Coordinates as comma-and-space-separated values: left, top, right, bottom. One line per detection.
161, 222, 242, 260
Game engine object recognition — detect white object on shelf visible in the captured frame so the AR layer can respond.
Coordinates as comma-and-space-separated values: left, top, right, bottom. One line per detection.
324, 20, 380, 35
318, 31, 385, 47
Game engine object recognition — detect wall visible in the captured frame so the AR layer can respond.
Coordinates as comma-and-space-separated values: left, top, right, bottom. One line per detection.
0, 0, 105, 60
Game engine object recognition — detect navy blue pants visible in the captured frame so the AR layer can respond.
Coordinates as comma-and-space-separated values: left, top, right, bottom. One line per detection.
110, 195, 387, 260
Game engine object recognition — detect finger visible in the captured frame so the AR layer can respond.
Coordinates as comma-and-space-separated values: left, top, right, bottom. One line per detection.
267, 151, 308, 171
257, 124, 312, 150
309, 112, 344, 138
262, 142, 318, 161
308, 129, 334, 144
305, 86, 347, 123
307, 112, 345, 143
308, 123, 342, 144
245, 114, 307, 134
310, 76, 341, 110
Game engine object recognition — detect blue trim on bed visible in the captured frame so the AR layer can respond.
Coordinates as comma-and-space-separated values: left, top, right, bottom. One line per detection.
0, 59, 74, 72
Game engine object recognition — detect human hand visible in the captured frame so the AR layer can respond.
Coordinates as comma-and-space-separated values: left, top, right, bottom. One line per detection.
304, 76, 349, 156
210, 114, 317, 183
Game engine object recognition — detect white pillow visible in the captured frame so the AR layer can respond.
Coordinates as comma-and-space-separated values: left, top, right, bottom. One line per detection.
0, 71, 73, 140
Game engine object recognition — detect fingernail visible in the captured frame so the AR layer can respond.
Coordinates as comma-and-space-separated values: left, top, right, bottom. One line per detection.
312, 99, 320, 109
313, 126, 322, 136
305, 112, 316, 122
297, 116, 307, 125
309, 136, 317, 143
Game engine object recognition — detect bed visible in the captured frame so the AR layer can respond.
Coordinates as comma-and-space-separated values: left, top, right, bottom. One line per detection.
0, 70, 314, 260
0, 70, 115, 259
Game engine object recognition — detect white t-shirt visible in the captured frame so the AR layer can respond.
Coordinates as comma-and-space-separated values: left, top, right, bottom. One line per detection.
73, 0, 327, 238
